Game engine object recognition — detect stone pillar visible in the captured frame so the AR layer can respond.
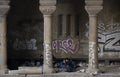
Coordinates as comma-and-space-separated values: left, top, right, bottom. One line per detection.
85, 0, 103, 74
0, 0, 9, 74
39, 0, 56, 74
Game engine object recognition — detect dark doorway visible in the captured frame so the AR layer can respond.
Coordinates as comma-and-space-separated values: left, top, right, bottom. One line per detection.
7, 0, 43, 70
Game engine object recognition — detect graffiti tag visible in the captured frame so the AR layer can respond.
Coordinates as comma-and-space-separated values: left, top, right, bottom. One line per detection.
52, 39, 79, 53
85, 22, 120, 52
13, 38, 37, 50
44, 43, 52, 66
99, 32, 120, 51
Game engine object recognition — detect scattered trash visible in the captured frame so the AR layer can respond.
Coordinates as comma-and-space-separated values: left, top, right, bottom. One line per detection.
77, 69, 85, 73
90, 71, 98, 76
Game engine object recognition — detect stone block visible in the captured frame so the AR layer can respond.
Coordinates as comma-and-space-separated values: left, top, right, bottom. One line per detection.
18, 67, 43, 74
0, 74, 25, 77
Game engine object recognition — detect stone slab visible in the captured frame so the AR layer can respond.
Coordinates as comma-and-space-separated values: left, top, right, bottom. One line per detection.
18, 67, 42, 74
0, 75, 25, 77
27, 73, 120, 77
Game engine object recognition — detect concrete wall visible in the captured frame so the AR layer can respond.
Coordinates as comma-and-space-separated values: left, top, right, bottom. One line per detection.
7, 0, 43, 59
7, 0, 43, 69
52, 0, 120, 59
6, 0, 120, 69
97, 0, 120, 59
52, 0, 88, 58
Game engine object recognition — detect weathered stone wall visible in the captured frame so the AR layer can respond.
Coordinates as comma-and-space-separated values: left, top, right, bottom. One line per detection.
6, 0, 120, 69
7, 0, 43, 60
7, 0, 43, 69
97, 0, 120, 59
52, 0, 88, 58
52, 0, 120, 59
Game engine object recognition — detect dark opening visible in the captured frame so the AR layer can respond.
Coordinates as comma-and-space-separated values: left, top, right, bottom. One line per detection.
7, 0, 43, 70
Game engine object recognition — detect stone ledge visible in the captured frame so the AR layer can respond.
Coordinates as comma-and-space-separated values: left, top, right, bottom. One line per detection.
27, 73, 120, 77
0, 74, 25, 77
2, 72, 120, 77
18, 67, 43, 74
9, 67, 43, 75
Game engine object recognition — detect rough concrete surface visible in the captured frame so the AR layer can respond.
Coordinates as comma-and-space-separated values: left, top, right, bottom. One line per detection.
0, 72, 120, 77
26, 73, 120, 77
0, 74, 25, 77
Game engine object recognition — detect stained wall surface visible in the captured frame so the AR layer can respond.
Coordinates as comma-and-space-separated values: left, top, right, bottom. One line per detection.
52, 0, 120, 59
7, 0, 43, 69
6, 0, 120, 69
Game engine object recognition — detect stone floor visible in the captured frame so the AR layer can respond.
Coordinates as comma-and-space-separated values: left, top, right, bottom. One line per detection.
26, 73, 120, 77
1, 73, 120, 77
1, 66, 120, 77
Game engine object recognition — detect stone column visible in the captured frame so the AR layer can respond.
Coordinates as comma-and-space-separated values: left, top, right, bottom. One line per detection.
85, 0, 103, 74
39, 0, 56, 74
0, 0, 9, 74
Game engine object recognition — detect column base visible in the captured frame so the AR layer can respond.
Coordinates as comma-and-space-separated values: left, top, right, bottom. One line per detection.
0, 65, 8, 74
86, 67, 99, 75
0, 69, 8, 74
43, 65, 54, 74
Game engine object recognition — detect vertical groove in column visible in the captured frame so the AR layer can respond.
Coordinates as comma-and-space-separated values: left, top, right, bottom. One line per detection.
62, 15, 67, 37
71, 15, 75, 37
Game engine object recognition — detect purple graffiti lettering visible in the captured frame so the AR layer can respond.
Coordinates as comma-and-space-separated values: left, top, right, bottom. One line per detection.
52, 39, 79, 53
52, 41, 57, 49
66, 39, 78, 53
68, 44, 78, 52
58, 40, 62, 48
63, 40, 67, 47
67, 39, 72, 47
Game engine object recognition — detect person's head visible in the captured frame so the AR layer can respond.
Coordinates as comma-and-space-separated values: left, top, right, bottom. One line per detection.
65, 59, 69, 62
63, 58, 69, 63
63, 59, 66, 63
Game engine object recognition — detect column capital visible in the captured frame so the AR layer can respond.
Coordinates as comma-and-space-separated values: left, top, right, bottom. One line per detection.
40, 0, 56, 6
85, 0, 103, 16
85, 6, 102, 16
40, 6, 56, 15
39, 0, 56, 15
0, 0, 10, 17
0, 5, 9, 17
85, 0, 103, 6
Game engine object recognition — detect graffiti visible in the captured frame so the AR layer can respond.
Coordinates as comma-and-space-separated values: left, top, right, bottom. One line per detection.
13, 38, 37, 50
89, 42, 96, 68
52, 39, 79, 53
44, 43, 52, 66
89, 42, 96, 52
98, 22, 120, 52
85, 22, 120, 52
99, 32, 120, 51
98, 22, 120, 32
